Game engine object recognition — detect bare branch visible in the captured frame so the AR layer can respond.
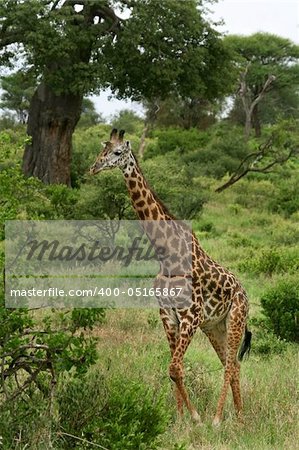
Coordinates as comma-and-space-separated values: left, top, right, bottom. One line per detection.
249, 74, 276, 116
238, 64, 276, 139
216, 136, 298, 193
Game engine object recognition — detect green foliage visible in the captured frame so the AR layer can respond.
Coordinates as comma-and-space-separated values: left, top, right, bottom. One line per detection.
107, 0, 235, 101
111, 109, 144, 135
77, 98, 105, 129
252, 329, 288, 355
72, 124, 112, 185
226, 33, 299, 126
0, 112, 18, 130
260, 280, 299, 342
143, 153, 209, 219
58, 373, 169, 450
238, 247, 299, 276
145, 127, 210, 157
144, 96, 218, 130
57, 370, 107, 442
0, 388, 52, 448
0, 70, 36, 122
96, 378, 169, 450
76, 172, 134, 220
268, 173, 299, 218
0, 0, 233, 101
250, 317, 288, 355
193, 124, 248, 178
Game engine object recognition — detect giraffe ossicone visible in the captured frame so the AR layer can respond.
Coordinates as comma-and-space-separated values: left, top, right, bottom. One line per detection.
90, 129, 252, 425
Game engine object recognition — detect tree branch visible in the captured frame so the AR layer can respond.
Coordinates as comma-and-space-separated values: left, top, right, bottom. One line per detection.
215, 137, 298, 193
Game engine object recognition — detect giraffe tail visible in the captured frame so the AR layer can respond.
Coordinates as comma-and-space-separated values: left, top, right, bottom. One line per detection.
238, 326, 252, 361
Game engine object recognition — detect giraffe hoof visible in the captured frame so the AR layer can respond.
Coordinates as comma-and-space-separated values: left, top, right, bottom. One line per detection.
212, 416, 222, 428
191, 411, 202, 424
237, 414, 245, 425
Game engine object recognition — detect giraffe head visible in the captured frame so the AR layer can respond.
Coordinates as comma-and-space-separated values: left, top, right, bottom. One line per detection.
89, 128, 132, 175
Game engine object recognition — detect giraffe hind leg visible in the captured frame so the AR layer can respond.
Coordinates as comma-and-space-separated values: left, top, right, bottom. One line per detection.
204, 322, 243, 422
212, 293, 248, 426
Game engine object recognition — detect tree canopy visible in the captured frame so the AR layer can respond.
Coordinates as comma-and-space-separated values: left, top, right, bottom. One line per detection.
0, 0, 235, 184
225, 33, 299, 137
0, 0, 234, 100
0, 70, 36, 123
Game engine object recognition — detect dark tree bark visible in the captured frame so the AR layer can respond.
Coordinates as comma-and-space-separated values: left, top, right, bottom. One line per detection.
23, 83, 82, 185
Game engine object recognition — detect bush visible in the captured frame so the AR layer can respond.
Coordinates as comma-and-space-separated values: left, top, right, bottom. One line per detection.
142, 154, 209, 219
182, 124, 248, 179
98, 379, 169, 450
268, 174, 299, 218
238, 247, 299, 276
111, 109, 144, 135
250, 318, 287, 355
260, 280, 299, 342
234, 179, 276, 210
58, 374, 169, 450
252, 330, 287, 355
145, 127, 209, 159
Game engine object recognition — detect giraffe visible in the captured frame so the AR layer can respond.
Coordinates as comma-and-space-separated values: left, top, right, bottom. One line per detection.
89, 129, 252, 426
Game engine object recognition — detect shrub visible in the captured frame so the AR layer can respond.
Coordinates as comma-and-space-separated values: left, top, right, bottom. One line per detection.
98, 379, 169, 450
268, 174, 299, 218
238, 247, 299, 276
250, 318, 287, 355
260, 280, 299, 342
186, 124, 248, 179
145, 127, 209, 159
252, 330, 287, 355
111, 109, 144, 135
234, 179, 276, 210
143, 154, 209, 219
57, 374, 169, 450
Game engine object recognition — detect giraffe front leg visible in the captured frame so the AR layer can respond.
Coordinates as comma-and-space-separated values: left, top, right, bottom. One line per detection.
159, 309, 184, 417
169, 322, 202, 424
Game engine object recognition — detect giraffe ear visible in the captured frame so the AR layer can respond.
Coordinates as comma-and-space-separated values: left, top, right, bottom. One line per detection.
119, 129, 125, 143
110, 128, 118, 142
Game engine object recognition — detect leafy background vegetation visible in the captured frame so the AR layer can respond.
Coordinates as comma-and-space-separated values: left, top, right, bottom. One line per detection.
0, 0, 298, 448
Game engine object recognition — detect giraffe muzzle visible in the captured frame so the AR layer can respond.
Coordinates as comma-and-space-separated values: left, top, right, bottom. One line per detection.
89, 162, 104, 175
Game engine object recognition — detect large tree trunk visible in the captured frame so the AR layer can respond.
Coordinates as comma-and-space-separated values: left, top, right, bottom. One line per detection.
23, 83, 82, 185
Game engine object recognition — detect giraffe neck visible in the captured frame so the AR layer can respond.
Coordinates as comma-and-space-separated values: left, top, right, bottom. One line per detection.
122, 153, 172, 221
121, 153, 196, 283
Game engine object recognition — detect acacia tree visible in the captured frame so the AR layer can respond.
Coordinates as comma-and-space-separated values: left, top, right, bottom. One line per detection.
225, 33, 299, 138
0, 70, 36, 123
0, 0, 234, 185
